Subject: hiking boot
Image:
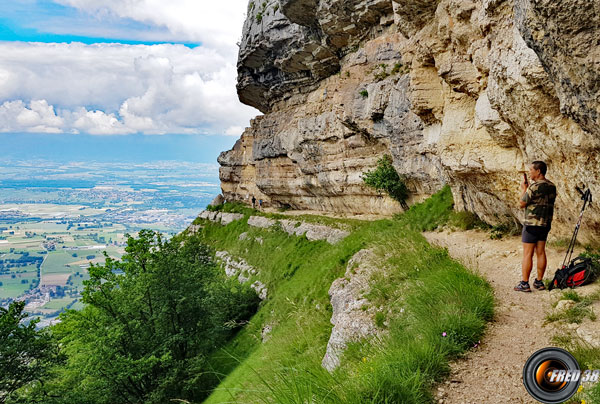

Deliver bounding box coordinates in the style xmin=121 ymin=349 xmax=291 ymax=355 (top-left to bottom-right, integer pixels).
xmin=533 ymin=279 xmax=546 ymax=290
xmin=514 ymin=281 xmax=532 ymax=292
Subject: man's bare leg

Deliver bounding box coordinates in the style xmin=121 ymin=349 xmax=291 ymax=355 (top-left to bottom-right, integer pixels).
xmin=535 ymin=241 xmax=547 ymax=281
xmin=522 ymin=242 xmax=536 ymax=282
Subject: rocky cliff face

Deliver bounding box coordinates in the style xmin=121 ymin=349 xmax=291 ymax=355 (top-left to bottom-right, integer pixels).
xmin=219 ymin=0 xmax=600 ymax=242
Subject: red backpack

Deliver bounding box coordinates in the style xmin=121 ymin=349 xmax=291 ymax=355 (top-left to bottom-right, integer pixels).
xmin=549 ymin=256 xmax=598 ymax=290
xmin=548 ymin=186 xmax=596 ymax=291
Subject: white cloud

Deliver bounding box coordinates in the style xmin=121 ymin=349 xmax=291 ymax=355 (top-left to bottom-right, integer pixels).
xmin=225 ymin=125 xmax=245 ymax=136
xmin=0 ymin=100 xmax=64 ymax=133
xmin=53 ymin=0 xmax=249 ymax=56
xmin=0 ymin=41 xmax=257 ymax=135
xmin=70 ymin=108 xmax=134 ymax=135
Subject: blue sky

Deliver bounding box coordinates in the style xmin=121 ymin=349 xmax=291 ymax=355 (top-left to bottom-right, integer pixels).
xmin=0 ymin=0 xmax=197 ymax=46
xmin=0 ymin=0 xmax=257 ymax=136
xmin=0 ymin=132 xmax=236 ymax=163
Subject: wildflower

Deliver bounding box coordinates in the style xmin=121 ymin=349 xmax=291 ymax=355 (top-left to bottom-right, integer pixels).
xmin=581 ymin=399 xmax=586 ymax=404
xmin=578 ymin=385 xmax=584 ymax=393
xmin=362 ymin=357 xmax=367 ymax=363
xmin=442 ymin=332 xmax=447 ymax=337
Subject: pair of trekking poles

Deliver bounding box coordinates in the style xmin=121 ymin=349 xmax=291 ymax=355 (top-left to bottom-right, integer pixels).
xmin=548 ymin=185 xmax=595 ymax=290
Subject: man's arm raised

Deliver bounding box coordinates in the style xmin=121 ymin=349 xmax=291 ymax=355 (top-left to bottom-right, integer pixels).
xmin=519 ymin=180 xmax=530 ymax=209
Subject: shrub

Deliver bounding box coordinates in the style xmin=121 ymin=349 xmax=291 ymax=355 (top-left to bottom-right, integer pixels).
xmin=30 ymin=230 xmax=261 ymax=404
xmin=373 ymin=63 xmax=389 ymax=81
xmin=359 ymin=89 xmax=368 ymax=98
xmin=0 ymin=301 xmax=64 ymax=401
xmin=362 ymin=155 xmax=408 ymax=208
xmin=255 ymin=1 xmax=267 ymax=22
xmin=391 ymin=62 xmax=410 ymax=75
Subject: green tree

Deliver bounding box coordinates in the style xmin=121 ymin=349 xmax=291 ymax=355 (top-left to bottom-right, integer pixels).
xmin=0 ymin=301 xmax=64 ymax=403
xmin=362 ymin=154 xmax=409 ymax=209
xmin=31 ymin=229 xmax=259 ymax=404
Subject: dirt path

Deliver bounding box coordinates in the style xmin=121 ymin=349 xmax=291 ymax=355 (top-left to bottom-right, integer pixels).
xmin=260 ymin=207 xmax=392 ymax=221
xmin=423 ymin=229 xmax=580 ymax=404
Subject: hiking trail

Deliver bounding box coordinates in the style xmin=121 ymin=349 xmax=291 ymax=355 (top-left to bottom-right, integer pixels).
xmin=424 ymin=229 xmax=585 ymax=404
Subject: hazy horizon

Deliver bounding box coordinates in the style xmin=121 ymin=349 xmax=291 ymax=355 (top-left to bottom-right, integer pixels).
xmin=0 ymin=132 xmax=238 ymax=164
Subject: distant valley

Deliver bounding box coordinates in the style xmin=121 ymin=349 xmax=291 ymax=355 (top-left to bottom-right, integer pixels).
xmin=0 ymin=158 xmax=221 ymax=326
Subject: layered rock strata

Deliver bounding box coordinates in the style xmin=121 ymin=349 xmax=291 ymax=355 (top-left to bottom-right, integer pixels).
xmin=198 ymin=211 xmax=245 ymax=225
xmin=197 ymin=210 xmax=350 ymax=244
xmin=220 ymin=0 xmax=600 ymax=242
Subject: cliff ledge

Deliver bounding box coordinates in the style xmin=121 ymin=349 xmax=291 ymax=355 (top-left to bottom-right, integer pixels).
xmin=219 ymin=0 xmax=600 ymax=242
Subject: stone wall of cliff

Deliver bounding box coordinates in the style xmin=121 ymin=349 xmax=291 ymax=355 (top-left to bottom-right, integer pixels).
xmin=219 ymin=0 xmax=600 ymax=242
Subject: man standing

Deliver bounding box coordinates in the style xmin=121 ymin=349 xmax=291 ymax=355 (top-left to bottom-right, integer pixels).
xmin=515 ymin=161 xmax=557 ymax=292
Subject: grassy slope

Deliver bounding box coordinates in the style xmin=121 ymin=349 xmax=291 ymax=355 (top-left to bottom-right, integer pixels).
xmin=199 ymin=186 xmax=494 ymax=404
xmin=196 ymin=215 xmax=374 ymax=402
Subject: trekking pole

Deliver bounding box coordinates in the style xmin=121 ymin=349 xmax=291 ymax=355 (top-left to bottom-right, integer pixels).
xmin=561 ymin=187 xmax=592 ymax=269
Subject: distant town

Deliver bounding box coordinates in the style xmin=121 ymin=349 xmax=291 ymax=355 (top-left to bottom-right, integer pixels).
xmin=0 ymin=158 xmax=220 ymax=327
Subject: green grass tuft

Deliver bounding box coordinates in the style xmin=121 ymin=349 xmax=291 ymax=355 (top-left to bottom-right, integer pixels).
xmin=395 ymin=185 xmax=454 ymax=231
xmin=546 ymin=290 xmax=599 ymax=324
xmin=374 ymin=311 xmax=386 ymax=328
xmin=561 ymin=290 xmax=583 ymax=303
xmin=205 ymin=201 xmax=254 ymax=215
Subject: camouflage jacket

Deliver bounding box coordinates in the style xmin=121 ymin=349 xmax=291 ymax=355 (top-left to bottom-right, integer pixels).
xmin=521 ymin=179 xmax=557 ymax=227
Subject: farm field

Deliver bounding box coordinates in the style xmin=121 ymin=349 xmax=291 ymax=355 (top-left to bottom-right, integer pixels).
xmin=0 ymin=157 xmax=220 ymax=326
xmin=0 ymin=269 xmax=38 ymax=298
xmin=1 ymin=218 xmax=156 ymax=323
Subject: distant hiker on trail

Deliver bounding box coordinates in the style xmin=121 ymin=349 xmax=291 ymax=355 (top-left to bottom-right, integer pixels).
xmin=251 ymin=195 xmax=256 ymax=209
xmin=259 ymin=199 xmax=263 ymax=210
xmin=515 ymin=161 xmax=557 ymax=292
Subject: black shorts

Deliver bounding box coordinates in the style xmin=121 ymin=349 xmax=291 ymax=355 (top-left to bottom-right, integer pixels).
xmin=522 ymin=225 xmax=551 ymax=243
